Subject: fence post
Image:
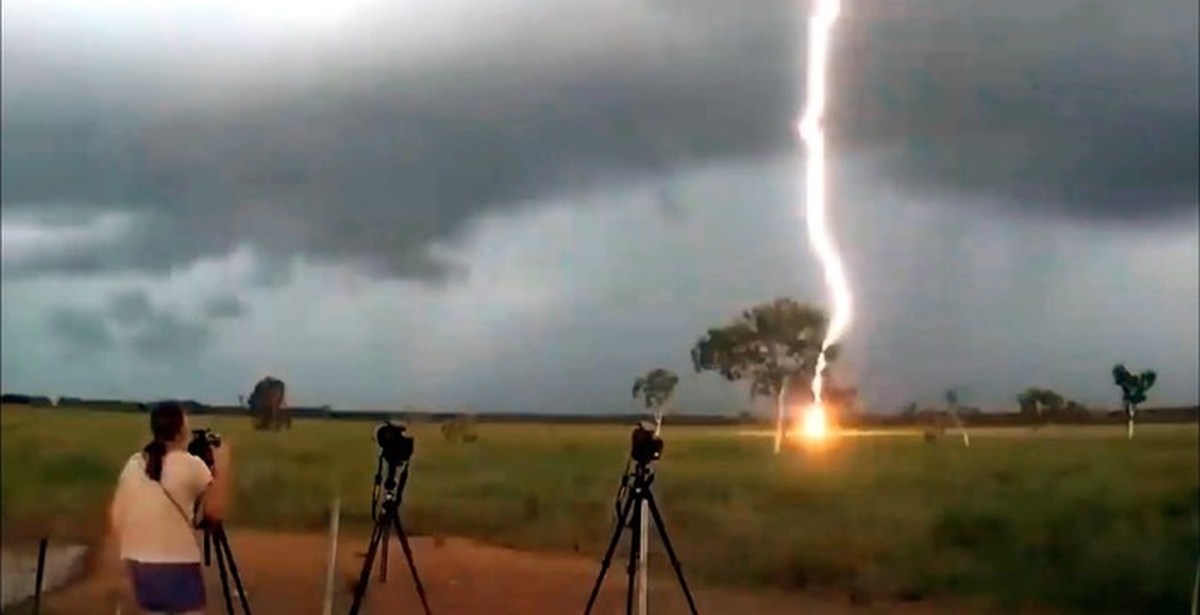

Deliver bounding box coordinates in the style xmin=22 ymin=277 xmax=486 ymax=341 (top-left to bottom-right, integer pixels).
xmin=323 ymin=498 xmax=342 ymax=615
xmin=32 ymin=537 xmax=48 ymax=615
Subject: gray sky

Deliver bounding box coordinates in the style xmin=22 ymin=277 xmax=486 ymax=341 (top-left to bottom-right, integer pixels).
xmin=2 ymin=0 xmax=1197 ymax=413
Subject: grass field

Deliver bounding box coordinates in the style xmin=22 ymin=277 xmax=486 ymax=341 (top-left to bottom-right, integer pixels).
xmin=2 ymin=405 xmax=1196 ymax=613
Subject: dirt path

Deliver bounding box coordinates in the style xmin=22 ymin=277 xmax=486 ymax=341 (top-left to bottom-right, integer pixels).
xmin=30 ymin=530 xmax=973 ymax=614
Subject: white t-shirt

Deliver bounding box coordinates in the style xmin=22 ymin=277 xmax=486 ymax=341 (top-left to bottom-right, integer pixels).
xmin=112 ymin=450 xmax=213 ymax=563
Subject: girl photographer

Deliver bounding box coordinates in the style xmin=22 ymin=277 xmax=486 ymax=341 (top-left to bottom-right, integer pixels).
xmin=109 ymin=401 xmax=233 ymax=614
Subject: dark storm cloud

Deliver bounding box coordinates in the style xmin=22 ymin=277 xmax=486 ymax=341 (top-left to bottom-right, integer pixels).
xmin=2 ymin=0 xmax=1195 ymax=279
xmin=203 ymin=294 xmax=247 ymax=320
xmin=109 ymin=289 xmax=155 ymax=326
xmin=47 ymin=308 xmax=115 ymax=353
xmin=45 ymin=290 xmax=217 ymax=360
xmin=128 ymin=313 xmax=213 ymax=360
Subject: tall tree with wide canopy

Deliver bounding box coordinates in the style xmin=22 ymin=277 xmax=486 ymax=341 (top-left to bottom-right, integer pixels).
xmin=1112 ymin=364 xmax=1157 ymax=440
xmin=690 ymin=298 xmax=838 ymax=453
xmin=248 ymin=376 xmax=288 ymax=431
xmin=632 ymin=367 xmax=680 ymax=431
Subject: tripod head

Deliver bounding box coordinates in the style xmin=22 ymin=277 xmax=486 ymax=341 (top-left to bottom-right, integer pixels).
xmin=382 ymin=457 xmax=410 ymax=499
xmin=372 ymin=453 xmax=411 ymax=515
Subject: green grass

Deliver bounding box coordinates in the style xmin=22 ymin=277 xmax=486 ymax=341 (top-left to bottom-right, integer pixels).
xmin=2 ymin=406 xmax=1196 ymax=613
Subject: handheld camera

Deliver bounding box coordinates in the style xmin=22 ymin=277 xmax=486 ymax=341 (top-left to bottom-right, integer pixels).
xmin=187 ymin=428 xmax=223 ymax=468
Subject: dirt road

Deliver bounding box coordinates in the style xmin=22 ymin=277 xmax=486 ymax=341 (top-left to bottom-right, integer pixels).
xmin=31 ymin=530 xmax=971 ymax=614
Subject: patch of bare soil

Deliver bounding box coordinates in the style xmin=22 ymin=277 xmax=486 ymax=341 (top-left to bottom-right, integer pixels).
xmin=31 ymin=530 xmax=979 ymax=614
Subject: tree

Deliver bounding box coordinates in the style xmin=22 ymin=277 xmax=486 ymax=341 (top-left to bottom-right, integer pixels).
xmin=944 ymin=389 xmax=971 ymax=447
xmin=1017 ymin=387 xmax=1065 ymax=430
xmin=690 ymin=298 xmax=838 ymax=453
xmin=631 ymin=368 xmax=680 ymax=431
xmin=1112 ymin=364 xmax=1157 ymax=440
xmin=248 ymin=376 xmax=288 ymax=431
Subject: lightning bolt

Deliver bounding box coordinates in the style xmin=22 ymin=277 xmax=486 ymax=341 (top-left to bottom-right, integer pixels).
xmin=796 ymin=0 xmax=852 ymax=444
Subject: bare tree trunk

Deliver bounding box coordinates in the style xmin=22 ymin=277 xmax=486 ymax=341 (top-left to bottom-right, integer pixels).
xmin=949 ymin=406 xmax=970 ymax=448
xmin=1126 ymin=402 xmax=1136 ymax=440
xmin=773 ymin=375 xmax=791 ymax=455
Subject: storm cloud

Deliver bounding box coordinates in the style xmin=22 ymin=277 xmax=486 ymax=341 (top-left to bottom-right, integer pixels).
xmin=3 ymin=0 xmax=1195 ymax=281
xmin=203 ymin=295 xmax=247 ymax=320
xmin=42 ymin=289 xmax=217 ymax=361
xmin=47 ymin=307 xmax=116 ymax=354
xmin=1 ymin=0 xmax=1196 ymax=411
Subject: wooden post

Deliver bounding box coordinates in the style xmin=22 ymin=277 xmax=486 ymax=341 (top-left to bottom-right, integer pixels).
xmin=323 ymin=498 xmax=342 ymax=615
xmin=33 ymin=537 xmax=48 ymax=615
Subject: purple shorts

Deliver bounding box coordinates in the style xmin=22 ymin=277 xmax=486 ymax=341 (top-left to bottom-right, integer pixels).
xmin=125 ymin=560 xmax=206 ymax=613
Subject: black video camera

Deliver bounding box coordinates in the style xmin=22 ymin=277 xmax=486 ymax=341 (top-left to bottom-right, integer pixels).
xmin=630 ymin=420 xmax=663 ymax=464
xmin=375 ymin=421 xmax=414 ymax=466
xmin=187 ymin=428 xmax=223 ymax=468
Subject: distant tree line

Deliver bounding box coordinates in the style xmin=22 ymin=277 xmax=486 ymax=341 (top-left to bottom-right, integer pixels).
xmin=1 ymin=391 xmax=1195 ymax=426
xmin=0 ymin=394 xmax=54 ymax=407
xmin=0 ymin=319 xmax=1187 ymax=438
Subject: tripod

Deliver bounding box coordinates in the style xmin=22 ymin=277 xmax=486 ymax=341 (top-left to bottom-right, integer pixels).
xmin=201 ymin=522 xmax=252 ymax=615
xmin=584 ymin=460 xmax=698 ymax=615
xmin=348 ymin=455 xmax=432 ymax=615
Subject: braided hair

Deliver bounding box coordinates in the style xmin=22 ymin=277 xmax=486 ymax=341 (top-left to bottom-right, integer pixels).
xmin=142 ymin=402 xmax=185 ymax=482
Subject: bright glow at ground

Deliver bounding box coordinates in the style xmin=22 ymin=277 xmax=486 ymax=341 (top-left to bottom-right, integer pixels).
xmin=801 ymin=404 xmax=829 ymax=440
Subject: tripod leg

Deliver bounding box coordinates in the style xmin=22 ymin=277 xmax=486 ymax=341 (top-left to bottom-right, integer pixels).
xmin=636 ymin=499 xmax=650 ymax=615
xmin=212 ymin=532 xmax=236 ymax=615
xmin=217 ymin=531 xmax=253 ymax=614
xmin=348 ymin=517 xmax=387 ymax=615
xmin=585 ymin=489 xmax=639 ymax=615
xmin=391 ymin=513 xmax=433 ymax=615
xmin=644 ymin=491 xmax=699 ymax=615
xmin=380 ymin=514 xmax=390 ymax=584
xmin=625 ymin=494 xmax=641 ymax=615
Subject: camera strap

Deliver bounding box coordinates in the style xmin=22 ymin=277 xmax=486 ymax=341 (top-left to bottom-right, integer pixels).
xmin=156 ymin=480 xmax=201 ymax=530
